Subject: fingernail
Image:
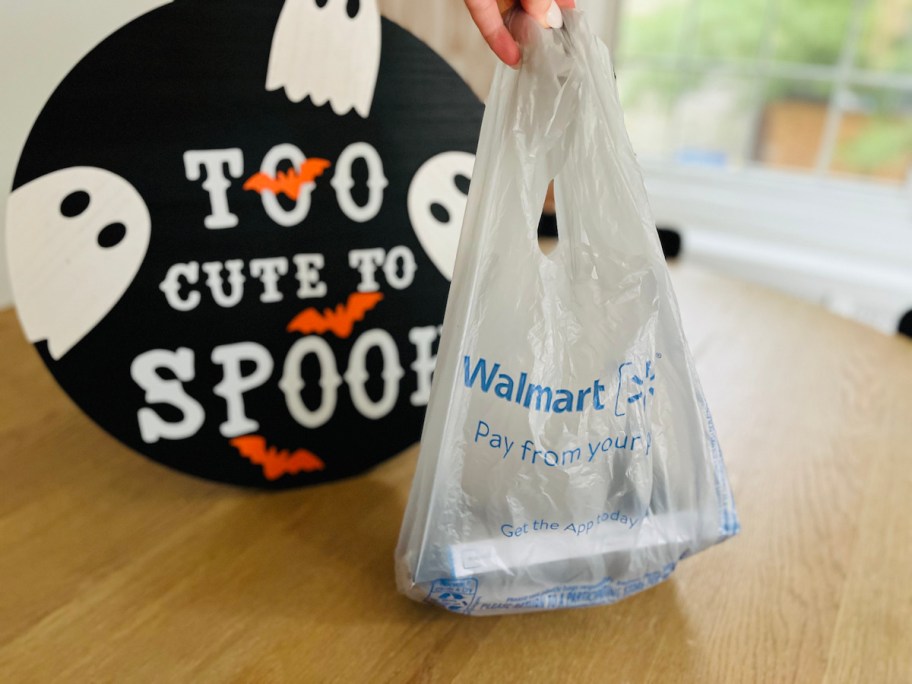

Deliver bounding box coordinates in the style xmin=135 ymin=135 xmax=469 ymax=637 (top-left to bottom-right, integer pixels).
xmin=546 ymin=1 xmax=563 ymax=29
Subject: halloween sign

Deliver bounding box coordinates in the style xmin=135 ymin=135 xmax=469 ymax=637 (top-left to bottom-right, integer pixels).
xmin=7 ymin=0 xmax=483 ymax=488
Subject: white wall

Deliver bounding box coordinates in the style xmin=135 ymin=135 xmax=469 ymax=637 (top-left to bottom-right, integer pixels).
xmin=0 ymin=0 xmax=170 ymax=310
xmin=0 ymin=0 xmax=617 ymax=311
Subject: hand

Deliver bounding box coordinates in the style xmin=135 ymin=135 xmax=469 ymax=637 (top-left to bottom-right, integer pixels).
xmin=465 ymin=0 xmax=576 ymax=67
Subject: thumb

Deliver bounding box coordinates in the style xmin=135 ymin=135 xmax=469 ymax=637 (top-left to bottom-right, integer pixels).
xmin=520 ymin=0 xmax=563 ymax=27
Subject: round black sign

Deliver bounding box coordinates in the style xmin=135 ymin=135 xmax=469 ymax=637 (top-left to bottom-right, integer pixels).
xmin=8 ymin=0 xmax=482 ymax=488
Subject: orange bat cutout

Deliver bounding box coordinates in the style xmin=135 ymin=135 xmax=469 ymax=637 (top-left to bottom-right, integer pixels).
xmin=243 ymin=158 xmax=332 ymax=201
xmin=230 ymin=435 xmax=326 ymax=481
xmin=287 ymin=292 xmax=384 ymax=339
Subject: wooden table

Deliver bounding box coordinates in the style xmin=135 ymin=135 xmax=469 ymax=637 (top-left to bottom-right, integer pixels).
xmin=1 ymin=265 xmax=910 ymax=683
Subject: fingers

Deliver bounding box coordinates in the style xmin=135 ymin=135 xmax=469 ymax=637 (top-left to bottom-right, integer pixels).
xmin=499 ymin=0 xmax=575 ymax=14
xmin=465 ymin=0 xmax=521 ymax=67
xmin=520 ymin=0 xmax=552 ymax=23
xmin=521 ymin=0 xmax=573 ymax=27
xmin=465 ymin=0 xmax=576 ymax=67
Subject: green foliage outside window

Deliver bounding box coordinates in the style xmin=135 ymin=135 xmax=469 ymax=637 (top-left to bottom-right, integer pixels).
xmin=618 ymin=0 xmax=912 ymax=175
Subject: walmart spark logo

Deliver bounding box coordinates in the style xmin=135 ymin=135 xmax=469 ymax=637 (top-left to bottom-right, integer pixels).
xmin=628 ymin=360 xmax=656 ymax=406
xmin=614 ymin=357 xmax=659 ymax=417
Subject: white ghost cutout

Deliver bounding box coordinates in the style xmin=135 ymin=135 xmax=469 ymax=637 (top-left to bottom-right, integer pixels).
xmin=6 ymin=167 xmax=151 ymax=360
xmin=408 ymin=152 xmax=475 ymax=281
xmin=266 ymin=0 xmax=382 ymax=118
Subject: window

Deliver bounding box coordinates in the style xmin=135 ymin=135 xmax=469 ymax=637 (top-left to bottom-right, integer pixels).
xmin=615 ymin=0 xmax=912 ymax=183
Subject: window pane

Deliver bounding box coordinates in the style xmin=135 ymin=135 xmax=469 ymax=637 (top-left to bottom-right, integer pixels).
xmin=772 ymin=0 xmax=854 ymax=65
xmin=831 ymin=87 xmax=912 ymax=180
xmin=692 ymin=0 xmax=768 ymax=60
xmin=667 ymin=75 xmax=759 ymax=167
xmin=617 ymin=69 xmax=685 ymax=158
xmin=614 ymin=0 xmax=912 ymax=184
xmin=856 ymin=0 xmax=912 ymax=73
xmin=616 ymin=0 xmax=689 ymax=59
xmin=754 ymin=79 xmax=833 ymax=171
xmin=619 ymin=71 xmax=760 ymax=167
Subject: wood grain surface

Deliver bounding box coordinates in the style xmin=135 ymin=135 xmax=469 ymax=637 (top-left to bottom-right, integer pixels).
xmin=1 ymin=265 xmax=911 ymax=683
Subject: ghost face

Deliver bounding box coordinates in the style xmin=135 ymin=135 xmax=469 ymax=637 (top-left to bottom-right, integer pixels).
xmin=267 ymin=0 xmax=382 ymax=118
xmin=6 ymin=167 xmax=151 ymax=360
xmin=408 ymin=152 xmax=475 ymax=281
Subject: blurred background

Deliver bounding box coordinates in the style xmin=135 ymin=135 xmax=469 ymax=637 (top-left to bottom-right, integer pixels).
xmin=615 ymin=0 xmax=912 ymax=336
xmin=618 ymin=0 xmax=912 ymax=180
xmin=1 ymin=0 xmax=910 ymax=333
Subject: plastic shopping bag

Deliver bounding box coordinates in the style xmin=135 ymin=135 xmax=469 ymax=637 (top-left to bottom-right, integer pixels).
xmin=395 ymin=10 xmax=739 ymax=616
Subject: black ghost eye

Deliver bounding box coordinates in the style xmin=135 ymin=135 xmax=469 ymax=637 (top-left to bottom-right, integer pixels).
xmin=454 ymin=174 xmax=471 ymax=195
xmin=430 ymin=203 xmax=450 ymax=224
xmin=98 ymin=222 xmax=127 ymax=249
xmin=347 ymin=0 xmax=360 ymax=18
xmin=315 ymin=0 xmax=328 ymax=7
xmin=61 ymin=190 xmax=91 ymax=218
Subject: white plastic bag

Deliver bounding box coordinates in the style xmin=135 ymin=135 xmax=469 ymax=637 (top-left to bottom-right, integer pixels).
xmin=395 ymin=10 xmax=739 ymax=616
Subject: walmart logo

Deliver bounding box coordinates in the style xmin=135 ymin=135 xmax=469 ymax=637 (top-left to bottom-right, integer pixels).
xmin=614 ymin=357 xmax=659 ymax=417
xmin=628 ymin=359 xmax=656 ymax=406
